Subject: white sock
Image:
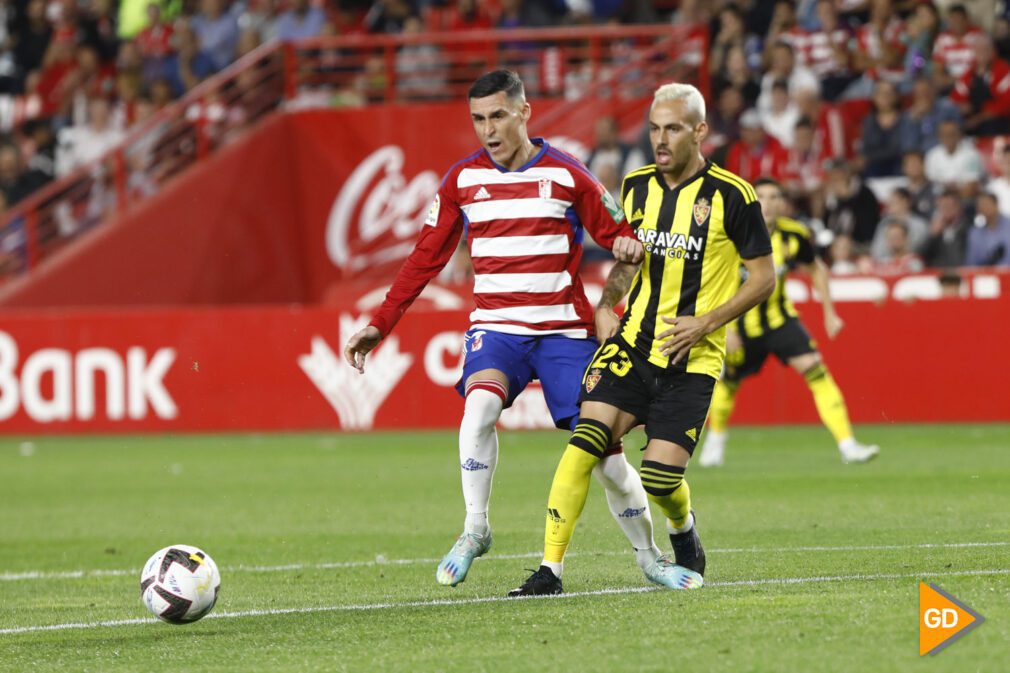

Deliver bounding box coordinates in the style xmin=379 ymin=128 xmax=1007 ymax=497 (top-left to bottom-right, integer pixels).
xmin=542 ymin=560 xmax=563 ymax=578
xmin=666 ymin=511 xmax=695 ymax=536
xmin=595 ymin=452 xmax=661 ymax=570
xmin=458 ymin=388 xmax=503 ymax=537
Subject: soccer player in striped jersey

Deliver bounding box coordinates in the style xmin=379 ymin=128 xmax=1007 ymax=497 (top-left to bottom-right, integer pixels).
xmin=510 ymin=83 xmax=777 ymax=596
xmin=344 ymin=70 xmax=664 ymax=588
xmin=696 ymin=178 xmax=880 ymax=467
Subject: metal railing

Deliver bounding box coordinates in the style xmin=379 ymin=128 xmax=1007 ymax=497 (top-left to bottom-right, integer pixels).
xmin=0 ymin=24 xmax=708 ymax=281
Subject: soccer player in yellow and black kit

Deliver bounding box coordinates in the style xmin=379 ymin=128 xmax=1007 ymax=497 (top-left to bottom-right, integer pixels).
xmin=696 ymin=178 xmax=880 ymax=467
xmin=508 ymin=83 xmax=776 ymax=595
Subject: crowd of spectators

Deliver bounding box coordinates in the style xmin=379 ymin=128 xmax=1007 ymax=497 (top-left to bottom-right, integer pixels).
xmin=683 ymin=0 xmax=1010 ymax=271
xmin=0 ymin=0 xmax=1008 ymax=273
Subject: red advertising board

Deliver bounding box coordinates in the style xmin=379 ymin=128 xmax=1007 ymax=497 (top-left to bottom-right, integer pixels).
xmin=0 ymin=286 xmax=1007 ymax=434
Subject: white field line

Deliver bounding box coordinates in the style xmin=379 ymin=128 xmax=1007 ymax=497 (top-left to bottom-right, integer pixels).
xmin=2 ymin=567 xmax=1008 ymax=636
xmin=2 ymin=541 xmax=1007 ymax=583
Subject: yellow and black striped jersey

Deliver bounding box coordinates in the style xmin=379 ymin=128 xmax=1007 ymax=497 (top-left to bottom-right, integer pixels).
xmin=618 ymin=161 xmax=772 ymax=378
xmin=738 ymin=217 xmax=816 ymax=338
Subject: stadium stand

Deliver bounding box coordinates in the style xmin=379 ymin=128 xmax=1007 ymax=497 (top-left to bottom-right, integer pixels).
xmin=1 ymin=0 xmax=1010 ymax=283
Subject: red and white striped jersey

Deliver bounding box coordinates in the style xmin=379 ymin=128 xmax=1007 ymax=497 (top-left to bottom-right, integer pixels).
xmin=933 ymin=28 xmax=983 ymax=79
xmin=368 ymin=138 xmax=636 ymax=339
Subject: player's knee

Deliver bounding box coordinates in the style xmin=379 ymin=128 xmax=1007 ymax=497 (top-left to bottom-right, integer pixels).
xmin=639 ymin=459 xmax=684 ymax=498
xmin=569 ymin=418 xmax=613 ymax=458
xmin=462 ymin=383 xmax=506 ymax=434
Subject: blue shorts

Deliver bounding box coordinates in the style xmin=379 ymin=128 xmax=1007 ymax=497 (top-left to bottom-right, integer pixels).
xmin=454 ymin=329 xmax=598 ymax=431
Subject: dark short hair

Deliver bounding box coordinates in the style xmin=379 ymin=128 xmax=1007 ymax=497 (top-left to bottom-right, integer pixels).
xmin=948 ymin=3 xmax=968 ymax=17
xmin=754 ymin=177 xmax=782 ymax=191
xmin=771 ymin=78 xmax=789 ymax=92
xmin=468 ymin=70 xmax=525 ymax=101
xmin=892 ymin=186 xmax=912 ymax=201
xmin=794 ymin=116 xmax=814 ymax=130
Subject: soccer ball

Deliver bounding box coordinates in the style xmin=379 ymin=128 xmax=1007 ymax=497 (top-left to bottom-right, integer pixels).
xmin=140 ymin=544 xmax=221 ymax=624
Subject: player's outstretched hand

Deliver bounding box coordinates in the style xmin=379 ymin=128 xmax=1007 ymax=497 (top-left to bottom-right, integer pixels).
xmin=594 ymin=307 xmax=621 ymax=343
xmin=612 ymin=236 xmax=644 ymax=264
xmin=824 ymin=311 xmax=844 ymax=339
xmin=344 ymin=325 xmax=383 ymax=373
xmin=657 ymin=315 xmax=711 ymax=364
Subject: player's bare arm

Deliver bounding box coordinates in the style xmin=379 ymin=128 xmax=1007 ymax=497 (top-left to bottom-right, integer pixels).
xmin=344 ymin=325 xmax=382 ymax=374
xmin=595 ymin=261 xmax=639 ymax=342
xmin=659 ymin=253 xmax=776 ymax=362
xmin=803 ymin=257 xmax=844 ymax=339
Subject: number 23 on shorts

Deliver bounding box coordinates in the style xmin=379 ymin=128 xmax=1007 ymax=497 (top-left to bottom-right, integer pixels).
xmin=587 ymin=343 xmax=632 ymax=378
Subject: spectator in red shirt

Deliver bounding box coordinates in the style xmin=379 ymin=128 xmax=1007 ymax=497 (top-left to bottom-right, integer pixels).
xmin=794 ymin=85 xmax=852 ymax=160
xmin=802 ymin=0 xmax=854 ymax=101
xmin=137 ymin=3 xmax=174 ymax=84
xmin=932 ymin=3 xmax=983 ymax=90
xmin=950 ymin=34 xmax=1010 ymax=137
xmin=849 ymin=0 xmax=906 ymax=97
xmin=725 ymin=108 xmax=789 ymax=182
xmin=781 ymin=116 xmax=827 ymax=217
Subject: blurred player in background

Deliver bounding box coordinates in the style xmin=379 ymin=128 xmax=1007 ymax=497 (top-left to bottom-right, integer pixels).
xmin=509 ymin=82 xmax=776 ymax=596
xmin=344 ymin=70 xmax=664 ymax=588
xmin=697 ymin=178 xmax=880 ymax=467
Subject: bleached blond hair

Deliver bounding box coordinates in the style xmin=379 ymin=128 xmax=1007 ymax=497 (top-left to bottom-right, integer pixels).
xmin=651 ymin=83 xmax=706 ymax=124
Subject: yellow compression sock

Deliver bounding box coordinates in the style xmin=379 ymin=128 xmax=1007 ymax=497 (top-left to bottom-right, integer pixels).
xmin=805 ymin=363 xmax=853 ymax=443
xmin=707 ymin=380 xmax=739 ymax=434
xmin=640 ymin=460 xmax=691 ymax=528
xmin=543 ymin=419 xmax=610 ymax=564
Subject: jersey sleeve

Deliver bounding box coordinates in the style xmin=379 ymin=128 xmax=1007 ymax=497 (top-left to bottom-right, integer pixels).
xmin=574 ymin=169 xmax=636 ymax=250
xmin=367 ymin=181 xmax=464 ymax=337
xmin=724 ymin=191 xmax=772 ymax=259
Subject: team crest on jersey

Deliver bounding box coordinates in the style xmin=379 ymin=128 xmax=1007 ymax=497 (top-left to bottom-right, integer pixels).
xmin=539 ymin=178 xmax=552 ymax=200
xmin=693 ymin=197 xmax=711 ymax=227
xmin=585 ymin=368 xmax=602 ymax=393
xmin=424 ymin=194 xmax=441 ymax=226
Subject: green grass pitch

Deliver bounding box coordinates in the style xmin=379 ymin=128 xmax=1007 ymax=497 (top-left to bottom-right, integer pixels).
xmin=1 ymin=424 xmax=1008 ymax=672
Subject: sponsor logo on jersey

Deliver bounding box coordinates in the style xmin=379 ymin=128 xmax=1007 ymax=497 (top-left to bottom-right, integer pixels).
xmin=601 ymin=188 xmax=625 ymax=224
xmin=474 ymin=186 xmax=491 ymax=200
xmin=636 ymin=228 xmax=705 ymax=260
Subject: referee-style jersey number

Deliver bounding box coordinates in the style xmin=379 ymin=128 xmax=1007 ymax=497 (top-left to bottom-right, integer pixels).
xmin=590 ymin=343 xmax=632 ymax=377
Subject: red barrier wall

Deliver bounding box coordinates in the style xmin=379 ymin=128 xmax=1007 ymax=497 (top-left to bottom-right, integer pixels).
xmin=0 ymin=293 xmax=1006 ymax=434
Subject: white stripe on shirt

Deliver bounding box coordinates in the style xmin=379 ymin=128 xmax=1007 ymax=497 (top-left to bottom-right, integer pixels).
xmin=470 ymin=234 xmax=570 ymax=258
xmin=457 ymin=167 xmax=575 ymax=188
xmin=470 ymin=304 xmax=579 ymax=324
xmin=473 ymin=272 xmax=572 ymax=294
xmin=462 ymin=197 xmax=572 ymax=223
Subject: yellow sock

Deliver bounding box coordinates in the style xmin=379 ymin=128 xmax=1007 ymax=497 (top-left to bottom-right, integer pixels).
xmin=640 ymin=460 xmax=691 ymax=528
xmin=805 ymin=363 xmax=853 ymax=443
xmin=708 ymin=380 xmax=738 ymax=433
xmin=543 ymin=420 xmax=610 ymax=563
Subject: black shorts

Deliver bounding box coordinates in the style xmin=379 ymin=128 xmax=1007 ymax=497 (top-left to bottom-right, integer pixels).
xmin=579 ymin=337 xmax=715 ymax=453
xmin=726 ymin=318 xmax=817 ymax=382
